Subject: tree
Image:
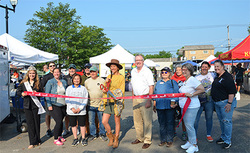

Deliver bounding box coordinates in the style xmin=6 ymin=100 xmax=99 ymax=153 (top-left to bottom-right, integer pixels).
xmin=145 ymin=51 xmax=172 ymax=59
xmin=248 ymin=24 xmax=250 ymax=34
xmin=24 ymin=2 xmax=112 ymax=69
xmin=215 ymin=51 xmax=223 ymax=57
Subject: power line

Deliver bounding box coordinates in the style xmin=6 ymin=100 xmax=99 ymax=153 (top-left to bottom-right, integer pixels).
xmin=104 ymin=24 xmax=249 ymax=32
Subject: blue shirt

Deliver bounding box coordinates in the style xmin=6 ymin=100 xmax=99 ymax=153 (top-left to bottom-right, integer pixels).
xmin=154 ymin=79 xmax=179 ymax=109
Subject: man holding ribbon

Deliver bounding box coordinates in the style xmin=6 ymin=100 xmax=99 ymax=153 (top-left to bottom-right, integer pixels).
xmin=131 ymin=54 xmax=154 ymax=149
xmin=17 ymin=65 xmax=45 ymax=149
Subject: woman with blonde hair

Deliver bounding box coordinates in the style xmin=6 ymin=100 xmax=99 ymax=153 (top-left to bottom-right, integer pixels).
xmin=17 ymin=65 xmax=45 ymax=149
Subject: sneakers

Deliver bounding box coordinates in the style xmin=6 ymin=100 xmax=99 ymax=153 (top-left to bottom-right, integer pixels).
xmin=222 ymin=143 xmax=231 ymax=149
xmin=216 ymin=138 xmax=225 ymax=144
xmin=54 ymin=140 xmax=63 ymax=146
xmin=181 ymin=141 xmax=192 ymax=149
xmin=58 ymin=137 xmax=66 ymax=142
xmin=82 ymin=138 xmax=88 ymax=146
xmin=46 ymin=129 xmax=53 ymax=137
xmin=99 ymin=134 xmax=108 ymax=141
xmin=62 ymin=130 xmax=70 ymax=136
xmin=186 ymin=145 xmax=199 ymax=153
xmin=71 ymin=138 xmax=79 ymax=147
xmin=206 ymin=136 xmax=213 ymax=142
xmin=88 ymin=135 xmax=97 ymax=142
xmin=182 ymin=133 xmax=187 ymax=141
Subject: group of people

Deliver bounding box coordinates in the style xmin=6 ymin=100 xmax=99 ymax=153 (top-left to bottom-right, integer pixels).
xmin=16 ymin=54 xmax=237 ymax=153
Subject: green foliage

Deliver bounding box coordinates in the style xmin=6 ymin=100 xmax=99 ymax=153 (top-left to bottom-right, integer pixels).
xmin=215 ymin=51 xmax=223 ymax=57
xmin=24 ymin=2 xmax=112 ymax=69
xmin=145 ymin=51 xmax=172 ymax=59
xmin=248 ymin=24 xmax=250 ymax=35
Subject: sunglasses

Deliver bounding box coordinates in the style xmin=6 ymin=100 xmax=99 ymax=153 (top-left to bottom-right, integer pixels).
xmin=49 ymin=65 xmax=55 ymax=67
xmin=161 ymin=72 xmax=168 ymax=74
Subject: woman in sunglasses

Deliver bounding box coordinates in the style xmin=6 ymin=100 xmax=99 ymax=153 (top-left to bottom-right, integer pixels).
xmin=153 ymin=67 xmax=179 ymax=147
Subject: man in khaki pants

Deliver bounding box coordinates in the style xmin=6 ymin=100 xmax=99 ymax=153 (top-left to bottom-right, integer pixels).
xmin=131 ymin=54 xmax=154 ymax=149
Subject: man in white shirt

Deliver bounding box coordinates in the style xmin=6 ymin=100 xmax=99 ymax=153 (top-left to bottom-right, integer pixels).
xmin=131 ymin=55 xmax=154 ymax=149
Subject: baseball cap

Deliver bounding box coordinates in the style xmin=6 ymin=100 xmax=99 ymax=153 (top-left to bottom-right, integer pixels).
xmin=89 ymin=66 xmax=98 ymax=72
xmin=68 ymin=64 xmax=76 ymax=69
xmin=84 ymin=63 xmax=92 ymax=68
xmin=161 ymin=67 xmax=171 ymax=72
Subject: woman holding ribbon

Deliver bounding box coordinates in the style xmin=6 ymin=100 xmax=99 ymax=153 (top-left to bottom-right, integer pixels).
xmin=45 ymin=68 xmax=67 ymax=145
xmin=102 ymin=59 xmax=125 ymax=149
xmin=179 ymin=63 xmax=204 ymax=153
xmin=153 ymin=67 xmax=179 ymax=147
xmin=17 ymin=65 xmax=45 ymax=149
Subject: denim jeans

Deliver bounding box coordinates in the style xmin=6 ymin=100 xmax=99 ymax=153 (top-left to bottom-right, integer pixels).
xmin=156 ymin=109 xmax=175 ymax=142
xmin=194 ymin=97 xmax=214 ymax=136
xmin=214 ymin=98 xmax=237 ymax=144
xmin=182 ymin=107 xmax=199 ymax=145
xmin=88 ymin=106 xmax=106 ymax=136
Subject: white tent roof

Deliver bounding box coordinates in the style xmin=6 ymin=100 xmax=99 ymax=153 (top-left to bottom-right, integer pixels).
xmin=90 ymin=44 xmax=135 ymax=64
xmin=198 ymin=55 xmax=216 ymax=66
xmin=144 ymin=59 xmax=160 ymax=67
xmin=0 ymin=33 xmax=58 ymax=64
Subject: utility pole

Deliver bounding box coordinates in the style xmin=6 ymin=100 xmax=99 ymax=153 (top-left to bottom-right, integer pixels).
xmin=227 ymin=25 xmax=230 ymax=51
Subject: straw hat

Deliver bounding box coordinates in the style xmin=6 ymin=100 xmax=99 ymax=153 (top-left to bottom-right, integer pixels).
xmin=106 ymin=59 xmax=123 ymax=70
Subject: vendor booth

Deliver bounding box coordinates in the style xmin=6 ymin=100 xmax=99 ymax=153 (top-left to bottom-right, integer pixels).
xmin=0 ymin=33 xmax=58 ymax=124
xmin=219 ymin=35 xmax=250 ymax=93
xmin=90 ymin=44 xmax=135 ymax=77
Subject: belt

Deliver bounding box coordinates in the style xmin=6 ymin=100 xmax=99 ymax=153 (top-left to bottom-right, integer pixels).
xmin=133 ymin=93 xmax=149 ymax=96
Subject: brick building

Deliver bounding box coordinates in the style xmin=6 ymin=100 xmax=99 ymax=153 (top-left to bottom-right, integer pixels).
xmin=179 ymin=45 xmax=215 ymax=60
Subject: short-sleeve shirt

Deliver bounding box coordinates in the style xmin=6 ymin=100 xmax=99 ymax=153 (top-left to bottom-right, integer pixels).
xmin=154 ymin=79 xmax=179 ymax=109
xmin=234 ymin=67 xmax=246 ymax=80
xmin=85 ymin=77 xmax=105 ymax=107
xmin=211 ymin=71 xmax=237 ymax=102
xmin=179 ymin=76 xmax=201 ymax=108
xmin=195 ymin=72 xmax=216 ymax=103
xmin=131 ymin=65 xmax=154 ymax=96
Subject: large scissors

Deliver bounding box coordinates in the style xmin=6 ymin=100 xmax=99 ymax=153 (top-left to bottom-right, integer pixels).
xmin=100 ymin=79 xmax=117 ymax=104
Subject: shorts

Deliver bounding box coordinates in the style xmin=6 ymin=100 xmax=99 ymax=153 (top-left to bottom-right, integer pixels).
xmin=236 ymin=79 xmax=243 ymax=86
xmin=68 ymin=115 xmax=86 ymax=127
xmin=103 ymin=103 xmax=115 ymax=114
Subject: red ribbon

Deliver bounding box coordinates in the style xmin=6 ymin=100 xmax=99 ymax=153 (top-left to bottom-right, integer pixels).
xmin=24 ymin=91 xmax=186 ymax=100
xmin=24 ymin=91 xmax=191 ymax=127
xmin=177 ymin=97 xmax=191 ymax=127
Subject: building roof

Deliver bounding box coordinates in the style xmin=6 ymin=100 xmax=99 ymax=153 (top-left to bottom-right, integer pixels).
xmin=149 ymin=58 xmax=178 ymax=62
xmin=180 ymin=45 xmax=215 ymax=51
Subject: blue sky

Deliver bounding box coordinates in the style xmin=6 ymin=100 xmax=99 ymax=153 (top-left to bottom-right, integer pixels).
xmin=0 ymin=0 xmax=249 ymax=57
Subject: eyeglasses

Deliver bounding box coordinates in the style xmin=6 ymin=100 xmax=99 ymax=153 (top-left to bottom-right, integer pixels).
xmin=161 ymin=72 xmax=168 ymax=74
xmin=49 ymin=65 xmax=55 ymax=67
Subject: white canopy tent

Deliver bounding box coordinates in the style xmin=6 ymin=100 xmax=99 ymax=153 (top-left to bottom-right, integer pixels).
xmin=0 ymin=33 xmax=58 ymax=64
xmin=90 ymin=44 xmax=135 ymax=64
xmin=90 ymin=44 xmax=135 ymax=77
xmin=144 ymin=59 xmax=160 ymax=67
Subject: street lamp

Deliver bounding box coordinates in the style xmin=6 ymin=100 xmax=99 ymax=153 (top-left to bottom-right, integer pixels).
xmin=0 ymin=0 xmax=18 ymax=33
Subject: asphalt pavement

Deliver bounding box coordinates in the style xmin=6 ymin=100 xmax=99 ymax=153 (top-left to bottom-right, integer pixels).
xmin=0 ymin=91 xmax=249 ymax=153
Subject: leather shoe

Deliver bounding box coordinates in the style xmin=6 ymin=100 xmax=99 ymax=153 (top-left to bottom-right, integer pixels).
xmin=158 ymin=142 xmax=167 ymax=146
xmin=142 ymin=143 xmax=151 ymax=149
xmin=131 ymin=139 xmax=143 ymax=144
xmin=166 ymin=142 xmax=173 ymax=147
